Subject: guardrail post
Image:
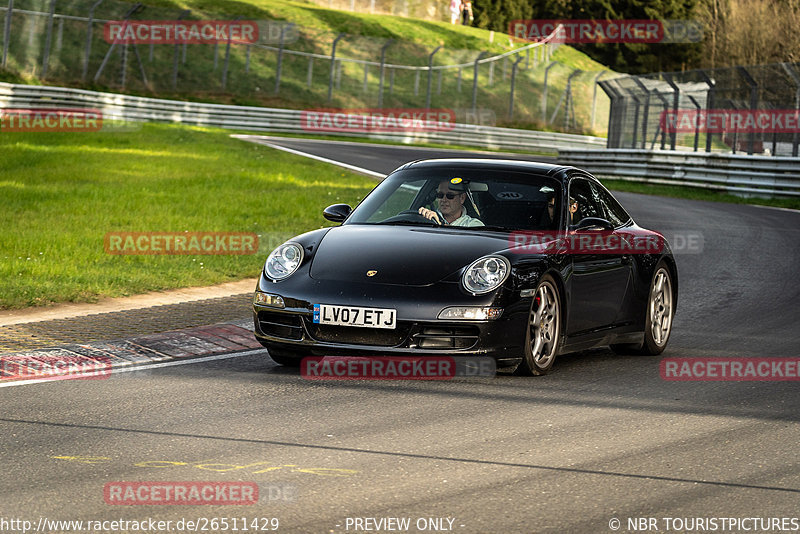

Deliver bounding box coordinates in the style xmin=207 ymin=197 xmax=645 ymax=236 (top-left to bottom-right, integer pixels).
xmin=171 ymin=9 xmax=189 ymax=89
xmin=737 ymin=66 xmax=758 ymax=155
xmin=507 ymin=54 xmax=525 ymax=120
xmin=425 ymin=45 xmax=442 ymax=109
xmin=471 ymin=51 xmax=488 ymax=114
xmin=82 ymin=0 xmax=104 ymax=82
xmin=327 ymin=33 xmax=344 ymax=103
xmin=541 ymin=61 xmax=557 ymax=124
xmin=40 ymin=0 xmax=56 ymax=79
xmin=2 ymin=0 xmax=13 ymax=69
xmin=377 ymin=39 xmax=393 ymax=108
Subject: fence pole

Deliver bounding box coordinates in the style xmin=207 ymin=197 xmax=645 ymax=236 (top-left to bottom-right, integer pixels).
xmin=40 ymin=0 xmax=56 ymax=79
xmin=273 ymin=22 xmax=292 ymax=94
xmin=82 ymin=0 xmax=104 ymax=81
xmin=541 ymin=61 xmax=557 ymax=123
xmin=425 ymin=45 xmax=443 ymax=109
xmin=327 ymin=33 xmax=345 ymax=103
xmin=737 ymin=66 xmax=758 ymax=155
xmin=507 ymin=55 xmax=524 ymax=120
xmin=94 ymin=3 xmax=140 ymax=82
xmin=1 ymin=0 xmax=13 ymax=69
xmin=121 ymin=40 xmax=128 ymax=86
xmin=171 ymin=9 xmax=189 ymax=89
xmin=377 ymin=39 xmax=393 ymax=108
xmin=306 ymin=57 xmax=313 ymax=88
xmin=781 ymin=63 xmax=800 ymax=157
xmin=471 ymin=51 xmax=488 ymax=114
xmin=223 ymin=17 xmax=241 ymax=91
xmin=686 ymin=94 xmax=702 ymax=152
xmin=590 ymin=70 xmax=607 ymax=130
xmin=632 ymin=77 xmax=651 ymax=149
xmin=663 ymin=73 xmax=679 ymax=151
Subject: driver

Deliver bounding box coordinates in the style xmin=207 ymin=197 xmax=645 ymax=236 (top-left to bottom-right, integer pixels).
xmin=418 ymin=180 xmax=483 ymax=227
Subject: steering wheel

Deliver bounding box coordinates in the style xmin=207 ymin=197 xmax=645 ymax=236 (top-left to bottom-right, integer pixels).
xmin=381 ymin=209 xmax=442 ymax=225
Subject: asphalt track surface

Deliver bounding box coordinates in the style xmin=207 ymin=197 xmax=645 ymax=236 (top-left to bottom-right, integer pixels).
xmin=1 ymin=137 xmax=799 ymax=534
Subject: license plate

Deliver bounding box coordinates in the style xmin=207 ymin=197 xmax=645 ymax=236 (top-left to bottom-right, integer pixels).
xmin=313 ymin=304 xmax=396 ymax=329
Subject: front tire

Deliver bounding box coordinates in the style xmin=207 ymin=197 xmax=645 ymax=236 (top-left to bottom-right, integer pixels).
xmin=265 ymin=345 xmax=305 ymax=367
xmin=516 ymin=276 xmax=561 ymax=376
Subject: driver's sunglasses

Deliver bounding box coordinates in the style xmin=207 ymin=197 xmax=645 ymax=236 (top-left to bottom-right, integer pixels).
xmin=436 ymin=192 xmax=458 ymax=199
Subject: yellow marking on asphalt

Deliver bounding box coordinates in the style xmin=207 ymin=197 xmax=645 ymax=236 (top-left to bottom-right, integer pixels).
xmin=51 ymin=456 xmax=111 ymax=464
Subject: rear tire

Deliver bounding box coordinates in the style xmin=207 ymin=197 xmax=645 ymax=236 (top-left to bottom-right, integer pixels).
xmin=612 ymin=262 xmax=674 ymax=356
xmin=516 ymin=276 xmax=561 ymax=376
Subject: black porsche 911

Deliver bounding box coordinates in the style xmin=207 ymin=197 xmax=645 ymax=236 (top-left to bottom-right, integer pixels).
xmin=253 ymin=159 xmax=677 ymax=375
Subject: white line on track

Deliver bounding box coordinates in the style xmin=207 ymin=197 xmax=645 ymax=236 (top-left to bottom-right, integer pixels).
xmin=0 ymin=349 xmax=266 ymax=389
xmin=231 ymin=135 xmax=386 ymax=179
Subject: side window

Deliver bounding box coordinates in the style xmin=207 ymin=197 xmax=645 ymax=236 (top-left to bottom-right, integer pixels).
xmin=568 ymin=178 xmax=603 ymax=225
xmin=594 ymin=184 xmax=631 ymax=227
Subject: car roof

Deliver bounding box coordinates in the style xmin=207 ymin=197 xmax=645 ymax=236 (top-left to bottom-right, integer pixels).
xmin=397 ymin=158 xmax=579 ymax=178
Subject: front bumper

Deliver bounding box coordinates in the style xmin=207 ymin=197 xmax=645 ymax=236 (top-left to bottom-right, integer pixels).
xmin=252 ymin=275 xmax=529 ymax=364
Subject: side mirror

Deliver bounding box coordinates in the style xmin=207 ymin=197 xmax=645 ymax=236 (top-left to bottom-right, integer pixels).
xmin=575 ymin=217 xmax=614 ymax=232
xmin=323 ymin=203 xmax=352 ymax=223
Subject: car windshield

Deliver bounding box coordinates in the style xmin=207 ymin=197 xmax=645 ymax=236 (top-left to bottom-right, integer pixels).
xmin=346 ymin=167 xmax=563 ymax=231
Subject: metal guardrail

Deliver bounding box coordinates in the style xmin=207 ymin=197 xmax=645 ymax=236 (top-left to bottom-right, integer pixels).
xmin=0 ymin=82 xmax=607 ymax=152
xmin=559 ymin=148 xmax=800 ymax=198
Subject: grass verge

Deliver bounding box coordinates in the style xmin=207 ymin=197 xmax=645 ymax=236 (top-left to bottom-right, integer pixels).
xmin=0 ymin=122 xmax=376 ymax=310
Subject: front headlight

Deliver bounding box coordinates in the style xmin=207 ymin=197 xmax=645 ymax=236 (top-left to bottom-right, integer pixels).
xmin=264 ymin=242 xmax=304 ymax=281
xmin=462 ymin=255 xmax=511 ymax=295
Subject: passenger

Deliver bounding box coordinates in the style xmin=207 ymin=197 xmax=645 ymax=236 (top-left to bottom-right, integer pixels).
xmin=418 ymin=180 xmax=483 ymax=226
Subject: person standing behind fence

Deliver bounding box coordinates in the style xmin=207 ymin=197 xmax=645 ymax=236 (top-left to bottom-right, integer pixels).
xmin=461 ymin=0 xmax=474 ymax=26
xmin=449 ymin=0 xmax=462 ymax=24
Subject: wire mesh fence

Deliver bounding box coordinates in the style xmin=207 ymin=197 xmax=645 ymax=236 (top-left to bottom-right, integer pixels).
xmin=0 ymin=0 xmax=610 ymax=134
xmin=600 ymin=63 xmax=800 ymax=156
